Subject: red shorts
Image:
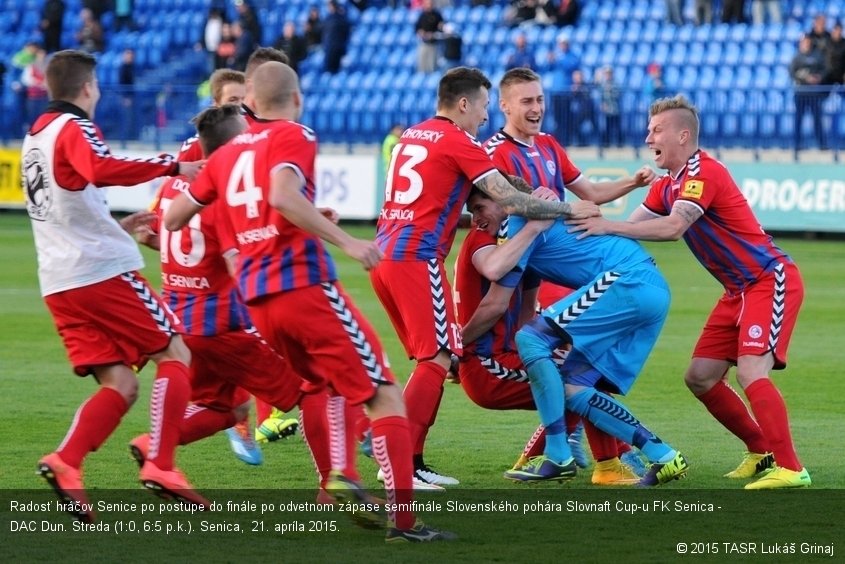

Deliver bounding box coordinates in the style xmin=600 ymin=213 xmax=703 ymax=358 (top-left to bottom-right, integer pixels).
xmin=693 ymin=262 xmax=804 ymax=368
xmin=459 ymin=351 xmax=535 ymax=410
xmin=537 ymin=282 xmax=574 ymax=309
xmin=247 ymin=282 xmax=395 ymax=406
xmin=370 ymin=259 xmax=462 ymax=360
xmin=184 ymin=328 xmax=302 ymax=413
xmin=45 ymin=272 xmax=179 ymax=376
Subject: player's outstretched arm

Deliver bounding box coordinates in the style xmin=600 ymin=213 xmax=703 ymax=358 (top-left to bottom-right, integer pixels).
xmin=461 ymin=282 xmax=518 ymax=345
xmin=476 ymin=171 xmax=600 ymax=219
xmin=270 ymin=168 xmax=382 ymax=270
xmin=163 ymin=192 xmax=203 ymax=231
xmin=568 ymin=202 xmax=702 ymax=241
xmin=119 ymin=210 xmax=160 ymax=249
xmin=568 ymin=165 xmax=658 ymax=205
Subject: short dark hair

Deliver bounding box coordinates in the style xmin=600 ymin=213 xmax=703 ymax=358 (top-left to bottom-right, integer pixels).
xmin=245 ymin=47 xmax=289 ymax=77
xmin=193 ymin=104 xmax=245 ymax=156
xmin=437 ymin=67 xmax=491 ymax=109
xmin=46 ymin=50 xmax=96 ymax=101
xmin=499 ymin=67 xmax=541 ymax=93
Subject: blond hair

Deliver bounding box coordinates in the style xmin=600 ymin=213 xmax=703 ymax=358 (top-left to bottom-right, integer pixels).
xmin=649 ymin=94 xmax=700 ymax=142
xmin=209 ymin=69 xmax=245 ymax=105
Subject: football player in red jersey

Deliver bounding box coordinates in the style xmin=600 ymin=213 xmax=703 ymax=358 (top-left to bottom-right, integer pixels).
xmin=166 ymin=62 xmax=456 ymax=542
xmin=25 ymin=50 xmax=206 ymax=522
xmin=569 ymin=94 xmax=810 ymax=489
xmin=121 ymin=116 xmax=309 ymax=469
xmin=176 ymin=49 xmax=301 ymax=451
xmin=369 ymin=66 xmax=600 ymax=487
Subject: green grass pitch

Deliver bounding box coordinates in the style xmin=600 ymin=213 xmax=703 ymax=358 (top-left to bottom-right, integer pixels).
xmin=1 ymin=211 xmax=842 ymax=562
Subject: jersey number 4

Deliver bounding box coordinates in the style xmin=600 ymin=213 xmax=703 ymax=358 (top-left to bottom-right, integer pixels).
xmin=384 ymin=143 xmax=427 ymax=205
xmin=226 ymin=150 xmax=263 ymax=218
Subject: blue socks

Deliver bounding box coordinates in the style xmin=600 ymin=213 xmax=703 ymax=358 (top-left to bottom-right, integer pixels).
xmin=515 ymin=322 xmax=572 ymax=464
xmin=567 ymin=388 xmax=674 ymax=463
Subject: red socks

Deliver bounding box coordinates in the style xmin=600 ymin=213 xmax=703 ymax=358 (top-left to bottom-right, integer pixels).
xmin=697 ymin=380 xmax=770 ymax=454
xmin=522 ymin=425 xmax=546 ymax=459
xmin=371 ymin=415 xmax=415 ymax=530
xmin=583 ymin=419 xmax=619 ymax=462
xmin=254 ymin=397 xmax=273 ymax=425
xmin=179 ymin=404 xmax=235 ymax=445
xmin=745 ymin=378 xmax=802 ymax=471
xmin=147 ymin=360 xmax=191 ymax=471
xmin=299 ymin=390 xmax=332 ymax=488
xmin=57 ymin=387 xmax=129 ymax=468
xmin=403 ymin=360 xmax=447 ymax=456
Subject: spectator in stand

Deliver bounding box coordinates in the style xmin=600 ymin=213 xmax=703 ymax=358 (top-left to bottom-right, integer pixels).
xmin=323 ymin=0 xmax=350 ymax=74
xmin=11 ymin=42 xmax=39 ymax=134
xmin=415 ymin=0 xmax=444 ymax=73
xmin=695 ymin=0 xmax=713 ymax=25
xmin=216 ymin=23 xmax=237 ymax=69
xmin=554 ymin=0 xmax=580 ymax=27
xmin=113 ymin=0 xmax=135 ymax=31
xmin=442 ymin=23 xmax=463 ymax=67
xmin=274 ymin=21 xmax=308 ymax=73
xmin=721 ymin=0 xmax=746 ymax=23
xmin=304 ymin=7 xmax=323 ymax=50
xmin=202 ymin=8 xmax=224 ymax=74
xmin=76 ymin=8 xmax=104 ymax=53
xmin=231 ymin=22 xmax=251 ymax=71
xmin=825 ymin=22 xmax=845 ymax=85
xmin=506 ymin=0 xmax=538 ymax=27
xmin=665 ymin=0 xmax=683 ymax=25
xmin=236 ymin=0 xmax=262 ymax=46
xmin=118 ymin=48 xmax=136 ymax=139
xmin=505 ymin=33 xmax=536 ymax=70
xmin=751 ymin=0 xmax=781 ymax=25
xmin=644 ymin=62 xmax=667 ymax=103
xmin=546 ymin=35 xmax=580 ymax=89
xmin=567 ymin=68 xmax=597 ymax=146
xmin=21 ymin=45 xmax=49 ymax=133
xmin=40 ymin=0 xmax=65 ymax=53
xmin=790 ymin=34 xmax=828 ymax=150
xmin=381 ymin=123 xmax=403 ymax=176
xmin=807 ymin=14 xmax=831 ymax=55
xmin=598 ymin=66 xmax=622 ymax=147
xmin=82 ymin=0 xmax=108 ymax=21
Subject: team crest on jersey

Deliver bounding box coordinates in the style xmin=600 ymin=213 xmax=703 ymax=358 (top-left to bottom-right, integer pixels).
xmin=681 ymin=180 xmax=704 ymax=199
xmin=545 ymin=160 xmax=556 ymax=175
xmin=748 ymin=325 xmax=763 ymax=339
xmin=23 ymin=148 xmax=51 ymax=221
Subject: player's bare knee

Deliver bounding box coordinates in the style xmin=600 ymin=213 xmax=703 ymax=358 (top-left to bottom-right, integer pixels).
xmin=684 ymin=369 xmax=717 ymax=396
xmin=153 ymin=335 xmax=191 ymax=365
xmin=735 ymin=371 xmax=769 ymax=391
xmin=367 ymin=384 xmax=405 ymax=419
xmin=95 ymin=365 xmax=139 ymax=405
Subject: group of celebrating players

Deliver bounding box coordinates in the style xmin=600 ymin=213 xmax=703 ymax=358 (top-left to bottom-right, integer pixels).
xmin=24 ymin=41 xmax=810 ymax=544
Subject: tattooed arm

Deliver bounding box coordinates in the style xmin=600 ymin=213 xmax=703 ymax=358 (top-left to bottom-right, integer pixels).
xmin=476 ymin=171 xmax=600 ymax=219
xmin=567 ymin=201 xmax=703 ymax=241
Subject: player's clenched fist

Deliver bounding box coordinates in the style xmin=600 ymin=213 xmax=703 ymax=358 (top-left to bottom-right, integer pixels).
xmin=342 ymin=239 xmax=383 ymax=270
xmin=632 ymin=165 xmax=658 ymax=187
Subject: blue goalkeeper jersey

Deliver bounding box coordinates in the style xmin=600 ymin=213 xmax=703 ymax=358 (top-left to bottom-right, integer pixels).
xmin=508 ymin=216 xmax=655 ymax=284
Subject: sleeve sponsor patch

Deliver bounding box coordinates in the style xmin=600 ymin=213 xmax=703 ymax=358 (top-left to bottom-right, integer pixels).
xmin=681 ymin=179 xmax=704 ymax=199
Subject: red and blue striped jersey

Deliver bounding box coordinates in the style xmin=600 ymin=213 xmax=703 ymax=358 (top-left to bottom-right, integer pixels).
xmin=154 ymin=176 xmax=251 ymax=336
xmin=188 ymin=120 xmax=337 ymax=303
xmin=454 ymin=228 xmax=538 ymax=357
xmin=376 ymin=116 xmax=498 ymax=261
xmin=484 ymin=130 xmax=582 ymax=200
xmin=642 ymin=150 xmax=791 ymax=295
